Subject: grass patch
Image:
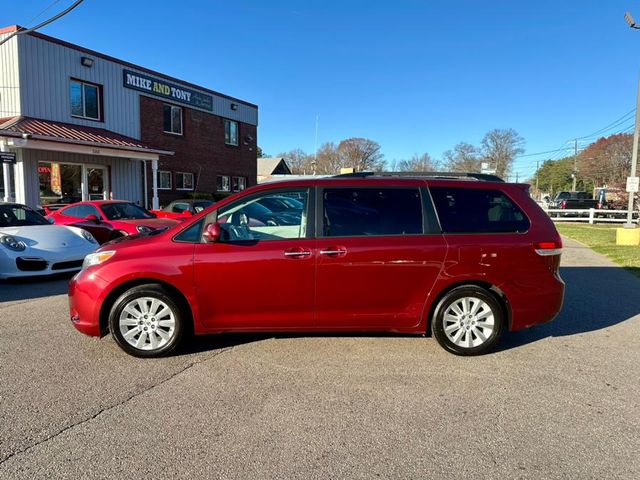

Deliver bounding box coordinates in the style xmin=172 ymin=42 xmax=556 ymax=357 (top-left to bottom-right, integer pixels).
xmin=556 ymin=223 xmax=640 ymax=277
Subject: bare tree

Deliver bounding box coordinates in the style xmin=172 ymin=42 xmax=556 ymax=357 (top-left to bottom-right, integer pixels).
xmin=337 ymin=138 xmax=385 ymax=172
xmin=480 ymin=128 xmax=524 ymax=178
xmin=386 ymin=159 xmax=399 ymax=171
xmin=314 ymin=142 xmax=343 ymax=174
xmin=397 ymin=153 xmax=439 ymax=172
xmin=443 ymin=142 xmax=481 ymax=172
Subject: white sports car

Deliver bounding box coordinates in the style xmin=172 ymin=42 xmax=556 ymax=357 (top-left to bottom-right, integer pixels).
xmin=0 ymin=203 xmax=99 ymax=279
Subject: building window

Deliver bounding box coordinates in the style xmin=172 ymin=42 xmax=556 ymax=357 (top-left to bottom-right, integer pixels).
xmin=217 ymin=175 xmax=231 ymax=192
xmin=176 ymin=172 xmax=194 ymax=190
xmin=163 ymin=104 xmax=182 ymax=135
xmin=232 ymin=176 xmax=246 ymax=192
xmin=70 ymin=79 xmax=101 ymax=120
xmin=158 ymin=171 xmax=172 ymax=190
xmin=224 ymin=119 xmax=239 ymax=146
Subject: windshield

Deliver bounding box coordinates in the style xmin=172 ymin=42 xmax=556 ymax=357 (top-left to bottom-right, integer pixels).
xmin=194 ymin=201 xmax=213 ymax=212
xmin=101 ymin=203 xmax=155 ymax=220
xmin=0 ymin=205 xmax=50 ymax=227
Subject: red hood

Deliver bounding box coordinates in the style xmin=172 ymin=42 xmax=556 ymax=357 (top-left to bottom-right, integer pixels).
xmin=111 ymin=217 xmax=178 ymax=233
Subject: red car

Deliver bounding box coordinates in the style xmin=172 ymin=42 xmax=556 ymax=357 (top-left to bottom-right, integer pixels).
xmin=69 ymin=173 xmax=565 ymax=358
xmin=150 ymin=199 xmax=214 ymax=220
xmin=49 ymin=201 xmax=178 ymax=241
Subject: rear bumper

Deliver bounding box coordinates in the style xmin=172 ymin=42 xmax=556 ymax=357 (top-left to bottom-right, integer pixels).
xmin=69 ymin=269 xmax=109 ymax=337
xmin=509 ymin=273 xmax=565 ymax=331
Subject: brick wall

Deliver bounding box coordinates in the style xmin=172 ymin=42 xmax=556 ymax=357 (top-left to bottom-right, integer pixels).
xmin=139 ymin=95 xmax=257 ymax=208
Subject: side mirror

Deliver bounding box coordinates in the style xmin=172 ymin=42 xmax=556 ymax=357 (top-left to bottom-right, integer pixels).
xmin=202 ymin=222 xmax=222 ymax=243
xmin=85 ymin=214 xmax=100 ymax=223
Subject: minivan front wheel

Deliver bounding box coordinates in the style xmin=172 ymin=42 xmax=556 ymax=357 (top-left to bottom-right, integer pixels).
xmin=432 ymin=286 xmax=504 ymax=356
xmin=109 ymin=285 xmax=183 ymax=358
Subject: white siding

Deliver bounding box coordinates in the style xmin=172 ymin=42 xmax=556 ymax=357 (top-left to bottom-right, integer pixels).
xmin=17 ymin=34 xmax=258 ymax=138
xmin=0 ymin=33 xmax=21 ymax=118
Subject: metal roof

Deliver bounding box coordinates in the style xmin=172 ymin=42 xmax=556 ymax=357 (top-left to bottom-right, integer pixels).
xmin=0 ymin=116 xmax=173 ymax=155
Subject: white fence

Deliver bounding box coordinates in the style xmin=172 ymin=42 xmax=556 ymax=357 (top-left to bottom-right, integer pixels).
xmin=544 ymin=208 xmax=639 ymax=224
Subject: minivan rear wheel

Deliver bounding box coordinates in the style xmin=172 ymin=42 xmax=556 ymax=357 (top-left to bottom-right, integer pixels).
xmin=432 ymin=286 xmax=503 ymax=356
xmin=108 ymin=284 xmax=184 ymax=358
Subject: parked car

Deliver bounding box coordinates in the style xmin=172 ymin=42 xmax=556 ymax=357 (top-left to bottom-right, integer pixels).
xmin=49 ymin=201 xmax=179 ymax=237
xmin=0 ymin=203 xmax=98 ymax=279
xmin=41 ymin=195 xmax=83 ymax=215
xmin=551 ymin=191 xmax=598 ymax=210
xmin=69 ymin=173 xmax=564 ymax=358
xmin=151 ymin=199 xmax=214 ymax=220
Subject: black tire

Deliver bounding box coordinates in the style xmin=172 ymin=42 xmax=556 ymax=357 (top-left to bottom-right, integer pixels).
xmin=108 ymin=284 xmax=184 ymax=358
xmin=431 ymin=286 xmax=504 ymax=356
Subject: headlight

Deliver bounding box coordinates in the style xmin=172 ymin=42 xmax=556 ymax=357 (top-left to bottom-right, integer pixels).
xmin=82 ymin=250 xmax=116 ymax=270
xmin=0 ymin=235 xmax=26 ymax=252
xmin=136 ymin=225 xmax=153 ymax=234
xmin=81 ymin=229 xmax=97 ymax=244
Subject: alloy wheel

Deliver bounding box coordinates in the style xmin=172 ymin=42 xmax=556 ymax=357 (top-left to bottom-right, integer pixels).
xmin=118 ymin=297 xmax=176 ymax=351
xmin=442 ymin=296 xmax=495 ymax=349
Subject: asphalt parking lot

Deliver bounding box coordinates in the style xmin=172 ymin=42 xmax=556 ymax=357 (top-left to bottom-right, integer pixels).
xmin=1 ymin=238 xmax=639 ymax=479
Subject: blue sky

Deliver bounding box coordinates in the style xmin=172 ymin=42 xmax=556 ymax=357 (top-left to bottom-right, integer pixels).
xmin=3 ymin=0 xmax=640 ymax=179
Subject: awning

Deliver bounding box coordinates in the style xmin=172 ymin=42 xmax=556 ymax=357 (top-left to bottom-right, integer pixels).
xmin=0 ymin=116 xmax=173 ymax=157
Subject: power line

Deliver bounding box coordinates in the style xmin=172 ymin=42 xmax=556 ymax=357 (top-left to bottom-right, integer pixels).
xmin=0 ymin=0 xmax=84 ymax=47
xmin=575 ymin=108 xmax=636 ymax=140
xmin=25 ymin=0 xmax=64 ymax=25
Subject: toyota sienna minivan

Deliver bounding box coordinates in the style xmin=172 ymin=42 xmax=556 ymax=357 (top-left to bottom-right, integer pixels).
xmin=69 ymin=173 xmax=564 ymax=357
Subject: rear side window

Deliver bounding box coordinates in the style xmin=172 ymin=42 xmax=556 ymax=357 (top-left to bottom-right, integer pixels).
xmin=323 ymin=188 xmax=422 ymax=237
xmin=429 ymin=187 xmax=529 ymax=234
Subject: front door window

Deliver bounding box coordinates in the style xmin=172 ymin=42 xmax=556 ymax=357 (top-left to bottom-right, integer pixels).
xmin=87 ymin=167 xmax=107 ymax=200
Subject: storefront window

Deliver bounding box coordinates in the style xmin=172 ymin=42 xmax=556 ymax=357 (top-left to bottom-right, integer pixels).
xmin=38 ymin=162 xmax=82 ymax=205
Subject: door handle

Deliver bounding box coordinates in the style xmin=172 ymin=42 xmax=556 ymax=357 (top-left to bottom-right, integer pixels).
xmin=284 ymin=248 xmax=312 ymax=258
xmin=319 ymin=246 xmax=347 ymax=256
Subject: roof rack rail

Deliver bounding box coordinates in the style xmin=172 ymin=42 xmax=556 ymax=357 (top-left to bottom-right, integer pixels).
xmin=333 ymin=171 xmax=505 ymax=182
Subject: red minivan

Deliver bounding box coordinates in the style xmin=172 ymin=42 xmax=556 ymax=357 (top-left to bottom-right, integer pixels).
xmin=69 ymin=173 xmax=564 ymax=358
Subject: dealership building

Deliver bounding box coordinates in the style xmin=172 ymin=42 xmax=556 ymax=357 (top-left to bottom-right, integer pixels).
xmin=0 ymin=25 xmax=258 ymax=210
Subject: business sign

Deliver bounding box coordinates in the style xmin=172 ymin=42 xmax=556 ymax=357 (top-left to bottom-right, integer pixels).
xmin=123 ymin=69 xmax=214 ymax=111
xmin=1 ymin=152 xmax=16 ymax=164
xmin=627 ymin=176 xmax=639 ymax=193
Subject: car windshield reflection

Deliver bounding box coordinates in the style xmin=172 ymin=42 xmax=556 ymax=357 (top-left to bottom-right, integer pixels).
xmin=0 ymin=205 xmax=50 ymax=227
xmin=102 ymin=203 xmax=155 ymax=220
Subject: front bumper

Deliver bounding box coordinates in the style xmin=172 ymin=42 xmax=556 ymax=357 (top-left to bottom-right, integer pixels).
xmin=69 ymin=269 xmax=109 ymax=337
xmin=0 ymin=245 xmax=97 ymax=279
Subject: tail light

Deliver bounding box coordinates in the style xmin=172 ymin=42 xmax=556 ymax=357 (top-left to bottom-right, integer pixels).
xmin=534 ymin=239 xmax=562 ymax=274
xmin=534 ymin=240 xmax=563 ymax=256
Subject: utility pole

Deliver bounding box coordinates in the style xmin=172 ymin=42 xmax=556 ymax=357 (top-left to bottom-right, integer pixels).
xmin=624 ymin=9 xmax=640 ymax=229
xmin=572 ymin=139 xmax=578 ymax=191
xmin=624 ymin=79 xmax=640 ymax=228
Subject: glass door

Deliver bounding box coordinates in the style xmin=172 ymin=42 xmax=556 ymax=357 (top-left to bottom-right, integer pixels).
xmin=85 ymin=166 xmax=109 ymax=200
